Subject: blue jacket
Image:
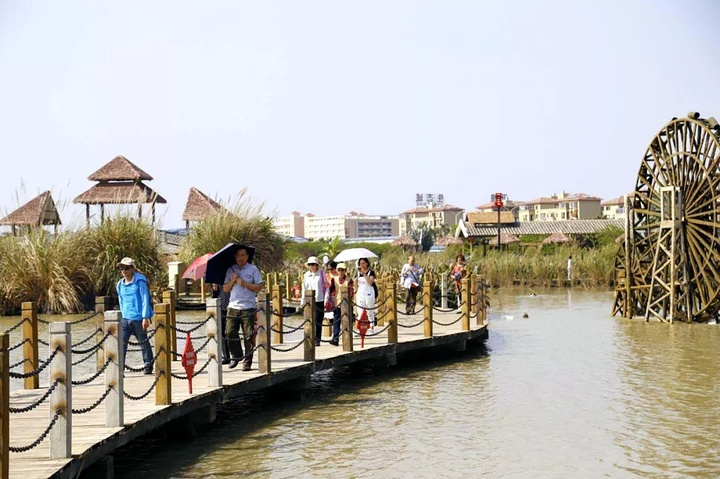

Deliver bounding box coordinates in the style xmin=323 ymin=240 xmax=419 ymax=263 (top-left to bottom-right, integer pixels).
xmin=116 ymin=272 xmax=154 ymax=320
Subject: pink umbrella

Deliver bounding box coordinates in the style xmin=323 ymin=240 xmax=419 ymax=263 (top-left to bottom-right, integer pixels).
xmin=182 ymin=253 xmax=214 ymax=281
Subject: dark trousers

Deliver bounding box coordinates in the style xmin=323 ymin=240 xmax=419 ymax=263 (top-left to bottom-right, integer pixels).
xmin=226 ymin=308 xmax=256 ymax=366
xmin=332 ymin=306 xmax=342 ymax=342
xmin=122 ymin=318 xmax=153 ymax=369
xmin=405 ymin=287 xmax=419 ymax=314
xmin=314 ymin=301 xmax=324 ymax=345
xmin=220 ymin=309 xmax=230 ymax=361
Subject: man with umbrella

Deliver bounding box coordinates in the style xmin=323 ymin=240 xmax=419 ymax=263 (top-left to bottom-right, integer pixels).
xmin=221 ymin=245 xmax=264 ymax=370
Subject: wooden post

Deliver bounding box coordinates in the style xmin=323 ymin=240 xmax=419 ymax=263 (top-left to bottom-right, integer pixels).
xmin=0 ymin=334 xmax=9 ymax=479
xmin=387 ymin=282 xmax=398 ymax=344
xmin=200 ymin=278 xmax=206 ymax=303
xmin=21 ymin=302 xmax=39 ymax=390
xmin=340 ymin=286 xmax=353 ymax=352
xmin=95 ymin=296 xmax=110 ymax=372
xmin=423 ymin=281 xmax=433 ymax=338
xmin=461 ymin=278 xmax=470 ymax=331
xmin=154 ymin=304 xmax=172 ymax=406
xmin=285 ymin=272 xmax=291 ymax=299
xmin=257 ymin=293 xmax=272 ymax=374
xmin=441 ymin=274 xmax=448 ymax=309
xmin=272 ymin=285 xmax=283 ymax=345
xmin=303 ymin=290 xmax=315 ymax=361
xmin=206 ymin=298 xmax=223 ymax=388
xmin=266 ymin=273 xmax=273 ymax=295
xmin=376 ymin=279 xmax=386 ymax=326
xmin=470 ymin=274 xmax=479 ymax=320
xmin=273 ymin=272 xmax=279 ymax=290
xmin=162 ymin=290 xmax=178 ymax=362
xmin=49 ymin=322 xmax=71 ymax=459
xmin=479 ymin=276 xmax=487 ymax=326
xmin=104 ymin=311 xmax=123 ymax=428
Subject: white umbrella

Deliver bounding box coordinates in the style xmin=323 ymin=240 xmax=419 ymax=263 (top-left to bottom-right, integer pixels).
xmin=334 ymin=247 xmax=378 ymax=262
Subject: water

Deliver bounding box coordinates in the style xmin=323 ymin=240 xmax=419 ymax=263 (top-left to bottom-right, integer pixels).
xmin=5 ymin=290 xmax=720 ymax=477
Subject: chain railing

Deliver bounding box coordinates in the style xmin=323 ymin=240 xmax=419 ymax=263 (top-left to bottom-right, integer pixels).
xmin=8 ymin=379 xmax=62 ymax=414
xmin=9 ymin=346 xmax=60 ymax=379
xmin=3 ymin=318 xmax=27 ymax=334
xmin=9 ymin=410 xmax=61 ymax=453
xmin=124 ymin=372 xmax=164 ymax=401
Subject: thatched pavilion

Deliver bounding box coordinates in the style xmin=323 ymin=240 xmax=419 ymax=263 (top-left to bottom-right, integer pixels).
xmin=73 ymin=156 xmax=166 ymax=226
xmin=434 ymin=235 xmax=463 ymax=247
xmin=182 ymin=187 xmax=224 ymax=232
xmin=542 ymin=231 xmax=571 ymax=244
xmin=489 ymin=233 xmax=520 ymax=248
xmin=0 ymin=190 xmax=61 ymax=234
xmin=391 ymin=235 xmax=418 ymax=251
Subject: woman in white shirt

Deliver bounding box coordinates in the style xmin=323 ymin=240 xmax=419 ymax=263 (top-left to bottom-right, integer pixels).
xmin=301 ymin=256 xmax=326 ymax=346
xmin=356 ymin=257 xmax=377 ymax=334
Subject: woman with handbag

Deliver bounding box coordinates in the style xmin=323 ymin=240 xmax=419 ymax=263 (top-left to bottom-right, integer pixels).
xmin=400 ymin=255 xmax=424 ymax=315
xmin=356 ymin=257 xmax=377 ymax=334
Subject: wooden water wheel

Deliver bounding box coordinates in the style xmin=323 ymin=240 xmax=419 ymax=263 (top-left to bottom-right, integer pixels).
xmin=612 ymin=112 xmax=720 ymax=322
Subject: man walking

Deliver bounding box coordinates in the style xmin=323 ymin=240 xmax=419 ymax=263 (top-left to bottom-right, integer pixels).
xmin=400 ymin=255 xmax=424 ymax=314
xmin=116 ymin=257 xmax=154 ymax=374
xmin=223 ymin=247 xmax=263 ymax=370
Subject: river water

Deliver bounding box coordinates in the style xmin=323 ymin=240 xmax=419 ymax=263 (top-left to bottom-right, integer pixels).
xmin=4 ymin=290 xmax=720 ymax=477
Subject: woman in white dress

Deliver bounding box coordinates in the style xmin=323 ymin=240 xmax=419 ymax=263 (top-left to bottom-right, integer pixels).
xmin=355 ymin=257 xmax=377 ymax=333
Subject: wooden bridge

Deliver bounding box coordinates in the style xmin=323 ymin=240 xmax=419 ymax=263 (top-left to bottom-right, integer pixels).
xmin=0 ymin=276 xmax=489 ymax=479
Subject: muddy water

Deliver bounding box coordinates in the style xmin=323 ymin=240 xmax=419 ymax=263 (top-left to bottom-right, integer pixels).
xmin=4 ymin=290 xmax=720 ymax=477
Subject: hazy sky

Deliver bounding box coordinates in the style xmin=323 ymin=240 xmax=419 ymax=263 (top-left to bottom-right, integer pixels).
xmin=1 ymin=1 xmax=719 ymax=229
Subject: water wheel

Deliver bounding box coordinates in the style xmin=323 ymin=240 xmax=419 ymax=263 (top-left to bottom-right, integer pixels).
xmin=612 ymin=112 xmax=720 ymax=322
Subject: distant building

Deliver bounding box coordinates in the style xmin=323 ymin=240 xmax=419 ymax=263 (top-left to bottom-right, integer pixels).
xmin=273 ymin=211 xmax=305 ymax=237
xmin=273 ymin=212 xmax=399 ymax=240
xmin=601 ymin=194 xmax=633 ymax=220
xmin=399 ymin=203 xmax=464 ymax=235
xmin=474 ymin=199 xmax=523 ymax=222
xmin=517 ymin=192 xmax=602 ymax=222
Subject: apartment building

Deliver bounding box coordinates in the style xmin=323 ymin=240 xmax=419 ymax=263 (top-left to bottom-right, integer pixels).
xmin=601 ymin=194 xmax=633 ymax=220
xmin=474 ymin=199 xmax=523 ymax=221
xmin=273 ymin=211 xmax=305 ymax=237
xmin=275 ymin=212 xmax=399 ymax=240
xmin=399 ymin=203 xmax=465 ymax=235
xmin=517 ymin=192 xmax=602 ymax=222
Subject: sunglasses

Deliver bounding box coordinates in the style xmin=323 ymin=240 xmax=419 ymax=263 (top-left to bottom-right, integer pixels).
xmin=118 ymin=266 xmax=132 ymax=271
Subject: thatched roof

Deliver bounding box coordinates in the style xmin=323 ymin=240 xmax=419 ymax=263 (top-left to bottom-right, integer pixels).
xmin=391 ymin=236 xmax=418 ymax=247
xmin=489 ymin=233 xmax=520 ymax=245
xmin=542 ymin=231 xmax=571 ymax=244
xmin=0 ymin=191 xmax=61 ymax=227
xmin=182 ymin=187 xmax=223 ymax=222
xmin=88 ymin=156 xmax=153 ymax=181
xmin=467 ymin=211 xmax=516 ymax=225
xmin=73 ymin=181 xmax=167 ymax=205
xmin=434 ymin=235 xmax=462 ymax=246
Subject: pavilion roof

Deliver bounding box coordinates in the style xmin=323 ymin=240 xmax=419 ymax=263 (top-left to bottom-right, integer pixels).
xmin=182 ymin=187 xmax=224 ymax=222
xmin=542 ymin=231 xmax=571 ymax=244
xmin=73 ymin=181 xmax=167 ymax=205
xmin=88 ymin=156 xmax=154 ymax=181
xmin=0 ymin=191 xmax=61 ymax=227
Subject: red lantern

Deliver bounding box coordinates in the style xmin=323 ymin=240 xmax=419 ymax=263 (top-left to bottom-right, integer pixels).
xmin=494 ymin=192 xmax=505 ymax=210
xmin=181 ymin=332 xmax=197 ymax=393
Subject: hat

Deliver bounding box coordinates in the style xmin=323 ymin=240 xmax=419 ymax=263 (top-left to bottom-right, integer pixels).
xmin=306 ymin=256 xmax=319 ymax=265
xmin=116 ymin=257 xmax=135 ymax=268
xmin=336 ymin=262 xmax=347 ymax=270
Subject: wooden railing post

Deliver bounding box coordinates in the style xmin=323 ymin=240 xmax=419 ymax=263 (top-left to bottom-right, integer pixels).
xmin=387 ymin=282 xmax=398 ymax=344
xmin=206 ymin=298 xmax=223 ymax=388
xmin=303 ymin=290 xmax=315 ymax=361
xmin=340 ymin=286 xmax=353 ymax=352
xmin=162 ymin=291 xmax=178 ymax=362
xmin=49 ymin=322 xmax=71 ymax=459
xmin=272 ymin=285 xmax=283 ymax=344
xmin=95 ymin=297 xmax=110 ymax=371
xmin=461 ymin=278 xmax=471 ymax=331
xmin=441 ymin=274 xmax=448 ymax=310
xmin=21 ymin=302 xmax=39 ymax=390
xmin=154 ymin=304 xmax=172 ymax=406
xmin=104 ymin=311 xmax=123 ymax=427
xmin=480 ymin=277 xmax=488 ymax=326
xmin=285 ymin=272 xmax=291 ymax=300
xmin=257 ymin=293 xmax=272 ymax=374
xmin=423 ymin=281 xmax=433 ymax=338
xmin=470 ymin=274 xmax=478 ymax=322
xmin=1 ymin=334 xmax=9 ymax=479
xmin=375 ymin=279 xmax=384 ymax=326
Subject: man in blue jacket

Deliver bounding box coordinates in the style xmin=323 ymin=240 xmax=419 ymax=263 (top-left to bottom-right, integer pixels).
xmin=116 ymin=257 xmax=154 ymax=374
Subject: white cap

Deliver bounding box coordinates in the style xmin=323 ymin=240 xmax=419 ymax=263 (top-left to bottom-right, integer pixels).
xmin=306 ymin=256 xmax=319 ymax=265
xmin=336 ymin=262 xmax=347 ymax=270
xmin=116 ymin=257 xmax=135 ymax=268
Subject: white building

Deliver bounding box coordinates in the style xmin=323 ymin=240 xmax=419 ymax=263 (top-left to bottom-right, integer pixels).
xmin=274 ymin=212 xmax=399 ymax=240
xmin=273 ymin=211 xmax=305 ymax=237
xmin=601 ymin=194 xmax=633 ymax=220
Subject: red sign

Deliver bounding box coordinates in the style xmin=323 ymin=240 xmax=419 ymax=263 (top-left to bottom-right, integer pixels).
xmin=494 ymin=192 xmax=505 ymax=209
xmin=181 ymin=332 xmax=196 ymax=393
xmin=357 ymin=309 xmax=370 ymax=348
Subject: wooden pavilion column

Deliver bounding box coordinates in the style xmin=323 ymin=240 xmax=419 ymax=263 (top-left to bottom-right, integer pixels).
xmin=85 ymin=204 xmax=90 ymax=227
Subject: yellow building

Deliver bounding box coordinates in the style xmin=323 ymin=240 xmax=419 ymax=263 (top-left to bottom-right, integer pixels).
xmin=399 ymin=203 xmax=465 ymax=235
xmin=601 ymin=194 xmax=633 ymax=220
xmin=517 ymin=192 xmax=602 ymax=222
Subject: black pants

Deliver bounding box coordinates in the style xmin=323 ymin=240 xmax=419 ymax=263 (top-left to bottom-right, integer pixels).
xmin=220 ymin=309 xmax=230 ymax=361
xmin=226 ymin=308 xmax=256 ymax=366
xmin=314 ymin=301 xmax=324 ymax=345
xmin=405 ymin=287 xmax=418 ymax=314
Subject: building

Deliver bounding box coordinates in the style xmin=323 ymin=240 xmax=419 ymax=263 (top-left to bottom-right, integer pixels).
xmin=399 ymin=203 xmax=465 ymax=236
xmin=601 ymin=194 xmax=633 ymax=220
xmin=273 ymin=211 xmax=305 ymax=238
xmin=474 ymin=199 xmax=524 ymax=222
xmin=517 ymin=192 xmax=602 ymax=222
xmin=274 ymin=212 xmax=399 ymax=240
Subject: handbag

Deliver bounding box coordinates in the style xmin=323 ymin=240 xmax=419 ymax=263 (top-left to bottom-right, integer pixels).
xmin=324 ymin=294 xmax=336 ymax=312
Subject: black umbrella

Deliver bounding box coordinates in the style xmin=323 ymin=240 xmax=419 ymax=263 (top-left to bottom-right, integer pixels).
xmin=204 ymin=243 xmax=256 ymax=285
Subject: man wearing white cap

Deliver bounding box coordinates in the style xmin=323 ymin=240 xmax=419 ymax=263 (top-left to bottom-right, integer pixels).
xmin=116 ymin=257 xmax=154 ymax=374
xmin=301 ymin=256 xmax=327 ymax=346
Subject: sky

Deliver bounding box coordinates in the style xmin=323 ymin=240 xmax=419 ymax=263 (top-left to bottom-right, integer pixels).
xmin=1 ymin=0 xmax=720 ymax=230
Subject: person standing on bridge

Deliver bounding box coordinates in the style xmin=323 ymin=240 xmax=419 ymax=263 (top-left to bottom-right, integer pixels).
xmin=116 ymin=257 xmax=155 ymax=375
xmin=356 ymin=257 xmax=377 ymax=334
xmin=567 ymin=255 xmax=573 ymax=281
xmin=401 ymin=255 xmax=424 ymax=315
xmin=224 ymin=247 xmax=264 ymax=371
xmin=302 ymin=256 xmax=327 ymax=346
xmin=328 ymin=262 xmax=354 ymax=346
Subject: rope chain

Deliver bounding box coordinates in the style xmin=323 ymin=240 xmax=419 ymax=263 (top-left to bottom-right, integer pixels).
xmin=397 ymin=318 xmax=426 ymax=328
xmin=9 ymin=379 xmax=62 ymax=414
xmin=7 ymin=338 xmax=29 ymax=352
xmin=9 ymin=410 xmax=61 ymax=453
xmin=3 ymin=318 xmax=28 ymax=334
xmin=9 ymin=347 xmax=60 ymax=379
xmin=123 ymin=372 xmax=163 ymax=401
xmin=126 ymin=328 xmax=156 ymax=346
xmin=170 ymin=316 xmax=212 ymax=334
xmin=71 ymin=328 xmax=103 ymax=348
xmin=270 ymin=340 xmax=306 ymax=353
xmin=170 ymin=357 xmax=212 ymax=380
xmin=432 ymin=316 xmax=463 ymax=327
xmin=72 ymin=358 xmax=112 ymax=385
xmin=72 ymin=385 xmax=114 ymax=414
xmin=71 ymin=330 xmax=112 ymax=355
